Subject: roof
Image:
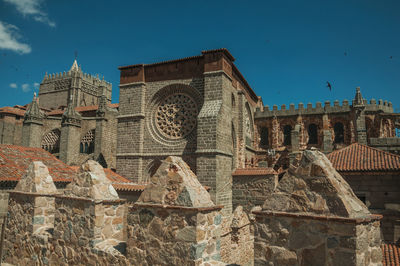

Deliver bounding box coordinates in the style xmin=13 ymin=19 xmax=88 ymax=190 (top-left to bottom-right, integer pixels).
xmin=0 ymin=144 xmax=141 ymax=191
xmin=382 ymin=243 xmax=400 ymax=266
xmin=118 ymin=48 xmax=259 ymax=102
xmin=232 ymin=168 xmax=277 ymax=176
xmin=0 ymin=106 xmax=25 ymax=116
xmin=0 ymin=145 xmax=73 ymax=182
xmin=327 ymin=143 xmax=400 ymax=172
xmin=47 ymin=103 xmax=119 ymax=116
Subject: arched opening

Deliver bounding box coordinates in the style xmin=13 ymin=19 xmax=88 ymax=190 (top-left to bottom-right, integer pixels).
xmin=334 ymin=123 xmax=344 ymax=143
xmin=260 ymin=127 xmax=269 ymax=147
xmin=80 ymin=129 xmax=95 ymax=154
xmin=283 ymin=125 xmax=292 ymax=145
xmin=231 ymin=93 xmax=236 ymax=108
xmin=41 ymin=129 xmax=61 ymax=154
xmin=308 ymin=124 xmax=318 ymax=144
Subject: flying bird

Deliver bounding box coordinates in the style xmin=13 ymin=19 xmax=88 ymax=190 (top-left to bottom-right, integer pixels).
xmin=344 ymin=52 xmax=347 ymax=56
xmin=389 ymin=56 xmax=393 ymax=59
xmin=326 ymin=81 xmax=332 ymax=91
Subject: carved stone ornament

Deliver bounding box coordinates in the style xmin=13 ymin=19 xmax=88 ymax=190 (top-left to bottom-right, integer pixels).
xmin=154 ymin=93 xmax=198 ymax=139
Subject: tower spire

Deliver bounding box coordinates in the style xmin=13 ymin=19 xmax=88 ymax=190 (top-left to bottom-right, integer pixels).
xmin=70 ymin=59 xmax=79 ymax=72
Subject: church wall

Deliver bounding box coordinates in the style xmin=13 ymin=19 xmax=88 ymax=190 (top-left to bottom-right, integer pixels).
xmin=39 ymin=90 xmax=69 ymax=110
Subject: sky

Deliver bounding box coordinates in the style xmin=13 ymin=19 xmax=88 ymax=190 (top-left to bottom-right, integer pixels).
xmin=0 ymin=0 xmax=399 ymax=111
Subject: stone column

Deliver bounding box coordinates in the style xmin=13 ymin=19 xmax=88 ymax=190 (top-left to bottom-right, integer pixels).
xmin=353 ymin=87 xmax=367 ymax=145
xmin=116 ymin=72 xmax=146 ymax=182
xmin=196 ymin=70 xmax=233 ymax=216
xmin=60 ymin=97 xmax=82 ymax=165
xmin=94 ymin=90 xmax=118 ymax=169
xmin=322 ymin=114 xmax=333 ymax=153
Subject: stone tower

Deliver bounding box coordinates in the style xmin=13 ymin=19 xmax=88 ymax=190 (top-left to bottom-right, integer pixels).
xmin=22 ymin=93 xmax=43 ymax=147
xmin=38 ymin=59 xmax=112 ymax=110
xmin=59 ymin=96 xmax=82 ymax=165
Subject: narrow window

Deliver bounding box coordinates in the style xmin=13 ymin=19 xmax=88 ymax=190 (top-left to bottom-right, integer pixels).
xmin=308 ymin=124 xmax=318 ymax=144
xmin=283 ymin=125 xmax=292 ymax=145
xmin=260 ymin=127 xmax=269 ymax=147
xmin=334 ymin=122 xmax=344 ymax=143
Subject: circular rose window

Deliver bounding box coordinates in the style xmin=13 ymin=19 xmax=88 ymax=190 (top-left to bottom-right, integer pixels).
xmin=155 ymin=93 xmax=198 ymax=139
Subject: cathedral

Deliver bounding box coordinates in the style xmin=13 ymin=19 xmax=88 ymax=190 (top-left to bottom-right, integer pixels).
xmin=1 ymin=48 xmax=400 ymax=216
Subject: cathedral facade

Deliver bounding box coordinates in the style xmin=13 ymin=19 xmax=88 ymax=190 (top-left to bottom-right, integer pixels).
xmin=1 ymin=48 xmax=399 ymax=215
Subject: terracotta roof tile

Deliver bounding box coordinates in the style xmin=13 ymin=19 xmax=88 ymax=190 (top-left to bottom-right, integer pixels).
xmin=0 ymin=144 xmax=142 ymax=192
xmin=382 ymin=243 xmax=400 ymax=266
xmin=0 ymin=107 xmax=25 ymax=116
xmin=327 ymin=143 xmax=400 ymax=172
xmin=232 ymin=168 xmax=277 ymax=176
xmin=47 ymin=103 xmax=119 ymax=116
xmin=0 ymin=144 xmax=73 ymax=182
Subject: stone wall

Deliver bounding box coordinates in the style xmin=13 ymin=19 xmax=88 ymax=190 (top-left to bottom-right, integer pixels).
xmin=220 ymin=206 xmax=254 ymax=266
xmin=253 ymin=150 xmax=383 ymax=266
xmin=342 ymin=172 xmax=400 ymax=241
xmin=2 ymin=161 xmax=129 ymax=265
xmin=127 ymin=204 xmax=222 ymax=265
xmin=253 ymin=212 xmax=382 ymax=265
xmin=232 ymin=172 xmax=277 ymax=212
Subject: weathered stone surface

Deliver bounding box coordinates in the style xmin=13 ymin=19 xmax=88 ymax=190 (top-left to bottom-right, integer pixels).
xmin=15 ymin=161 xmax=57 ymax=194
xmin=262 ymin=150 xmax=370 ymax=218
xmin=65 ymin=160 xmax=119 ymax=200
xmin=138 ymin=156 xmax=214 ymax=207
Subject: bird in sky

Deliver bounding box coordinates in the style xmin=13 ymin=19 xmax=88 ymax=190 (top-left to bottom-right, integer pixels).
xmin=389 ymin=56 xmax=393 ymax=59
xmin=344 ymin=52 xmax=347 ymax=56
xmin=326 ymin=81 xmax=332 ymax=91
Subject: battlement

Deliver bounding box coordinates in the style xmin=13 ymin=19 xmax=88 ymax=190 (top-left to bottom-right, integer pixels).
xmin=42 ymin=70 xmax=111 ymax=87
xmin=255 ymin=98 xmax=394 ymax=118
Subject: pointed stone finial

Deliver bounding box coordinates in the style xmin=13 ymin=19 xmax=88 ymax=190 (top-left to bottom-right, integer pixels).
xmin=62 ymin=94 xmax=81 ymax=127
xmin=70 ymin=59 xmax=79 ymax=72
xmin=24 ymin=93 xmax=43 ymax=124
xmin=353 ymin=87 xmax=365 ymax=107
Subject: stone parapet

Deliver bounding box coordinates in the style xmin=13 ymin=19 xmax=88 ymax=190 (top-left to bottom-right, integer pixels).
xmin=253 ymin=211 xmax=382 ymax=266
xmin=127 ymin=203 xmax=223 ymax=266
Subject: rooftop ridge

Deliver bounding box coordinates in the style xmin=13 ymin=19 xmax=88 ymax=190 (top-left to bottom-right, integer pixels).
xmin=330 ymin=142 xmax=400 ymax=159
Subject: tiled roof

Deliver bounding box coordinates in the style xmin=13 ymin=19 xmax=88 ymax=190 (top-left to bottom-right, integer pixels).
xmin=0 ymin=144 xmax=141 ymax=191
xmin=382 ymin=243 xmax=400 ymax=266
xmin=327 ymin=143 xmax=400 ymax=172
xmin=0 ymin=107 xmax=25 ymax=116
xmin=232 ymin=168 xmax=277 ymax=176
xmin=47 ymin=103 xmax=119 ymax=116
xmin=0 ymin=144 xmax=73 ymax=182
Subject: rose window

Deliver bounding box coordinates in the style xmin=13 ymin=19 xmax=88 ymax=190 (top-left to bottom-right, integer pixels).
xmin=155 ymin=93 xmax=198 ymax=139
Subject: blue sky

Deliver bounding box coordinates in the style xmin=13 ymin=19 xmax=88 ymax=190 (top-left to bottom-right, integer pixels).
xmin=0 ymin=0 xmax=399 ymax=111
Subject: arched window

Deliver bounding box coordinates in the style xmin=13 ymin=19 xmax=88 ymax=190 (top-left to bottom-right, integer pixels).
xmin=41 ymin=129 xmax=61 ymax=154
xmin=283 ymin=125 xmax=292 ymax=145
xmin=260 ymin=127 xmax=269 ymax=147
xmin=334 ymin=123 xmax=344 ymax=143
xmin=308 ymin=124 xmax=318 ymax=144
xmin=80 ymin=129 xmax=95 ymax=154
xmin=231 ymin=93 xmax=236 ymax=108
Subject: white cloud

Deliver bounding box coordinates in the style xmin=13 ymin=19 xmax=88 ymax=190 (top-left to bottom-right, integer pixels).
xmin=0 ymin=21 xmax=31 ymax=54
xmin=3 ymin=0 xmax=55 ymax=27
xmin=21 ymin=83 xmax=30 ymax=92
xmin=33 ymin=82 xmax=40 ymax=88
xmin=9 ymin=83 xmax=17 ymax=88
